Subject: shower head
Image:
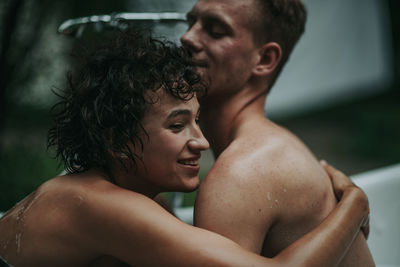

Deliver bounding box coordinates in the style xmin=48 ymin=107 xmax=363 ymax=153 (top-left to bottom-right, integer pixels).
xmin=58 ymin=12 xmax=187 ymax=37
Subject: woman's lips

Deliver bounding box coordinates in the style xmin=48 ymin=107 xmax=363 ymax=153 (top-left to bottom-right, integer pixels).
xmin=177 ymin=158 xmax=201 ymax=172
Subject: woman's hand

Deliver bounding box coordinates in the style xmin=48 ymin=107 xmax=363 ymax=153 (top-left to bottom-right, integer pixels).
xmin=320 ymin=160 xmax=370 ymax=239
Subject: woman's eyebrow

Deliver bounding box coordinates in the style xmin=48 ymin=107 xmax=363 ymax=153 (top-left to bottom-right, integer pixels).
xmin=167 ymin=109 xmax=191 ymax=119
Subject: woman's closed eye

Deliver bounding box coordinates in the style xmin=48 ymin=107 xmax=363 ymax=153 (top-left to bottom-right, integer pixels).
xmin=169 ymin=123 xmax=184 ymax=131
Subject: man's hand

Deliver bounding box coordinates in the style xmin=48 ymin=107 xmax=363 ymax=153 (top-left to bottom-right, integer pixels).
xmin=320 ymin=160 xmax=370 ymax=239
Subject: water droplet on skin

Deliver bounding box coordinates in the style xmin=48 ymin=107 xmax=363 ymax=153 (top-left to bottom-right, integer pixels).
xmin=267 ymin=192 xmax=271 ymax=201
xmin=2 ymin=239 xmax=10 ymax=250
xmin=9 ymin=191 xmax=42 ymax=255
xmin=73 ymin=195 xmax=83 ymax=206
xmin=16 ymin=232 xmax=22 ymax=253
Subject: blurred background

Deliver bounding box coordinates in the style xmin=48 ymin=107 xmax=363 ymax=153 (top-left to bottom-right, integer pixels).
xmin=0 ymin=0 xmax=399 ymax=212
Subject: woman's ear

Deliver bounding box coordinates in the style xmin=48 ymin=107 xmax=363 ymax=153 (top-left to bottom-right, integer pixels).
xmin=252 ymin=42 xmax=282 ymax=76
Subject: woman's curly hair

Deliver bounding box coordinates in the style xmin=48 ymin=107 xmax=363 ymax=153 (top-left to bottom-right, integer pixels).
xmin=48 ymin=30 xmax=205 ymax=175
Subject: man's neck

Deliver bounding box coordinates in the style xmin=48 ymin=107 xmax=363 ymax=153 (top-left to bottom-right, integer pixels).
xmin=200 ymin=86 xmax=267 ymax=158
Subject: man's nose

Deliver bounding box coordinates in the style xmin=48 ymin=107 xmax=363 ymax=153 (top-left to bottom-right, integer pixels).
xmin=181 ymin=25 xmax=202 ymax=53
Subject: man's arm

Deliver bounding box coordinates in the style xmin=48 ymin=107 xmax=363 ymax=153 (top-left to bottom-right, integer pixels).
xmin=75 ymin=164 xmax=368 ymax=267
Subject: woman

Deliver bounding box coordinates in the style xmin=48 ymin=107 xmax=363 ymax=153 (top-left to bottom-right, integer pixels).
xmin=0 ymin=31 xmax=369 ymax=267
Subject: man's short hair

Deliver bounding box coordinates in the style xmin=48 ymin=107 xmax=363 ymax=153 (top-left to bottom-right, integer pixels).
xmin=251 ymin=0 xmax=307 ymax=88
xmin=48 ymin=30 xmax=205 ymax=176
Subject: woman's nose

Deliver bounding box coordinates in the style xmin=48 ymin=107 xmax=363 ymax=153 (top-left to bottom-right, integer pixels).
xmin=188 ymin=128 xmax=209 ymax=152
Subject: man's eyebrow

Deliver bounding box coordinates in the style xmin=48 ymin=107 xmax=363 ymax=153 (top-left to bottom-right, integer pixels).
xmin=202 ymin=12 xmax=232 ymax=32
xmin=203 ymin=13 xmax=226 ymax=24
xmin=186 ymin=9 xmax=229 ymax=27
xmin=167 ymin=109 xmax=191 ymax=119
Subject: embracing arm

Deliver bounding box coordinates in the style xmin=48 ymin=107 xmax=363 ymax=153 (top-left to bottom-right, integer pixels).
xmin=273 ymin=161 xmax=370 ymax=266
xmin=78 ymin=163 xmax=368 ymax=267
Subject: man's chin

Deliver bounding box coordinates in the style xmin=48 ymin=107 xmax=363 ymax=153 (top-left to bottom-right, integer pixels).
xmin=195 ymin=68 xmax=211 ymax=84
xmin=195 ymin=66 xmax=207 ymax=76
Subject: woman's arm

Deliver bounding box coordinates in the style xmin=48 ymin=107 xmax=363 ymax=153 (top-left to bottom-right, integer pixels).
xmin=80 ymin=163 xmax=368 ymax=267
xmin=272 ymin=161 xmax=370 ymax=266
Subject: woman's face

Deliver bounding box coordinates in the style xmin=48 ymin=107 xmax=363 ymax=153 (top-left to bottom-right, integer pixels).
xmin=129 ymin=90 xmax=209 ymax=196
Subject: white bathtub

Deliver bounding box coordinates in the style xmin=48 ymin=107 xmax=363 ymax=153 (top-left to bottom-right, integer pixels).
xmin=352 ymin=163 xmax=400 ymax=267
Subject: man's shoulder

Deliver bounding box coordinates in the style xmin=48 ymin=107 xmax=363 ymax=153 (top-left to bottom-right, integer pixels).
xmin=201 ymin=122 xmax=333 ymax=211
xmin=209 ymin=125 xmax=320 ymax=183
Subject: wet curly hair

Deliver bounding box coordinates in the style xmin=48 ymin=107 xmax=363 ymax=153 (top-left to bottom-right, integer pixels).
xmin=48 ymin=30 xmax=205 ymax=175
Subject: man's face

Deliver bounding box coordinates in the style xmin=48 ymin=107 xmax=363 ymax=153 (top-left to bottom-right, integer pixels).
xmin=181 ymin=0 xmax=260 ymax=98
xmin=134 ymin=90 xmax=209 ymax=193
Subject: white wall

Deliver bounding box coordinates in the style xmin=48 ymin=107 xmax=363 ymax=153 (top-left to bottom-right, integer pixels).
xmin=267 ymin=0 xmax=394 ymax=117
xmin=352 ymin=164 xmax=400 ymax=266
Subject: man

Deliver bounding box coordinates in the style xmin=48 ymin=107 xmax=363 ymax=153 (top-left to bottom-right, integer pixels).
xmin=181 ymin=0 xmax=375 ymax=265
